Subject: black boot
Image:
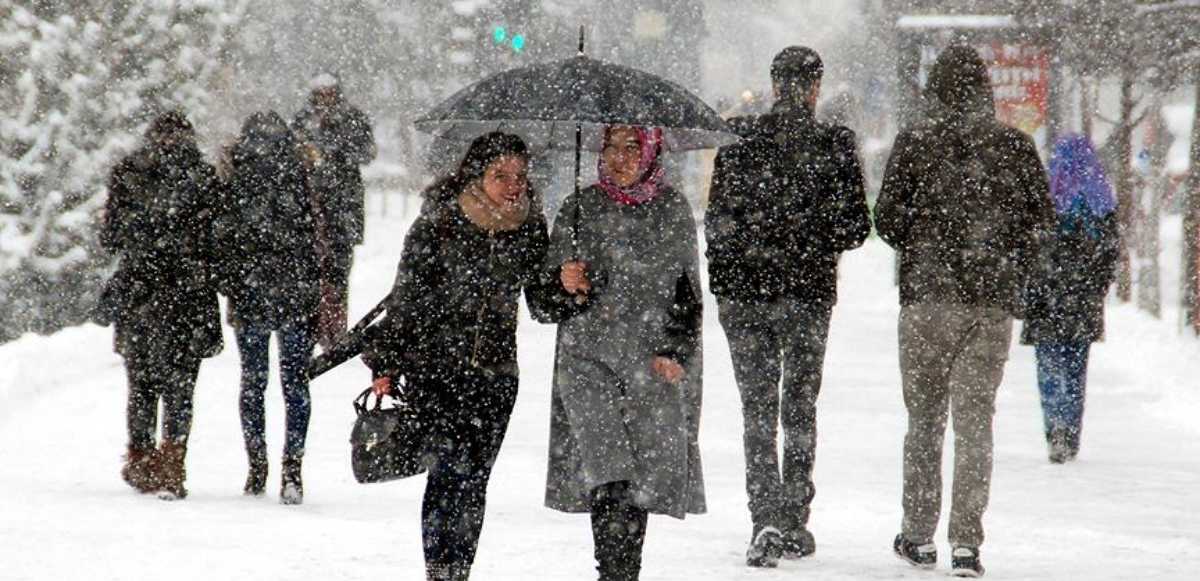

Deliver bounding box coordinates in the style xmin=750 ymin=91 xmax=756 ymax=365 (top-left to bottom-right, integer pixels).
xmin=244 ymin=452 xmax=267 ymax=496
xmin=1066 ymin=425 xmax=1082 ymax=461
xmin=591 ymin=482 xmax=647 ymax=581
xmin=280 ymin=456 xmax=303 ymax=505
xmin=1047 ymin=427 xmax=1070 ymax=464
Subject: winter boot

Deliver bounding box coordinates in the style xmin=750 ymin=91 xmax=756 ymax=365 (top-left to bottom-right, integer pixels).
xmin=950 ymin=546 xmax=985 ymax=577
xmin=425 ymin=563 xmax=451 ymax=581
xmin=893 ymin=534 xmax=937 ymax=569
xmin=280 ymin=456 xmax=303 ymax=505
xmin=1047 ymin=427 xmax=1070 ymax=464
xmin=782 ymin=527 xmax=816 ymax=559
xmin=1066 ymin=425 xmax=1082 ymax=461
xmin=745 ymin=526 xmax=783 ymax=568
xmin=244 ymin=453 xmax=268 ymax=497
xmin=425 ymin=563 xmax=470 ymax=581
xmin=156 ymin=441 xmax=188 ymax=501
xmin=121 ymin=445 xmax=161 ymax=493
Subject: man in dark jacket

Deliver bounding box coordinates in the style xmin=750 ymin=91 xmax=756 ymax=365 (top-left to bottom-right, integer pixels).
xmin=706 ymin=45 xmax=870 ymax=567
xmin=874 ymin=45 xmax=1055 ymax=578
xmin=292 ymin=74 xmax=376 ymax=348
xmin=101 ymin=110 xmax=224 ymax=501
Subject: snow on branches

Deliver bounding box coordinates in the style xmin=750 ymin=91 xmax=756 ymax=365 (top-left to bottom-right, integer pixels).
xmin=0 ymin=0 xmax=247 ymax=339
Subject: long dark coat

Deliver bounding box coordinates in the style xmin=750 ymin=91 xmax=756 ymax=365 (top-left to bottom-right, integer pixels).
xmin=541 ymin=185 xmax=705 ymax=519
xmin=1021 ymin=213 xmax=1120 ymax=344
xmin=874 ymin=101 xmax=1055 ymax=316
xmin=706 ymin=100 xmax=870 ymax=304
xmin=218 ymin=126 xmax=321 ymax=329
xmin=100 ymin=145 xmax=223 ymax=360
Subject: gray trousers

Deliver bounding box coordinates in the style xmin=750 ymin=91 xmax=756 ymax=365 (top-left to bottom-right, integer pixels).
xmin=898 ymin=303 xmax=1012 ymax=549
xmin=718 ymin=297 xmax=832 ymax=534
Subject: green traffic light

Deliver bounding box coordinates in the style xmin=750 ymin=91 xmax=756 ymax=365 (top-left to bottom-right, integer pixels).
xmin=512 ymin=34 xmax=525 ymax=53
xmin=493 ymin=26 xmax=507 ymax=44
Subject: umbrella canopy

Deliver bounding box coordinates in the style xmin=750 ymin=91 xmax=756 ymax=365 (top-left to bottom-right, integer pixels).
xmin=414 ymin=54 xmax=738 ymax=152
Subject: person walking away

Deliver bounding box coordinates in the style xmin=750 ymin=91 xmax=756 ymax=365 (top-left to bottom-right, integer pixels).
xmin=874 ymin=45 xmax=1055 ymax=578
xmin=705 ymin=45 xmax=870 ymax=567
xmin=218 ymin=111 xmax=322 ymax=504
xmin=1021 ymin=134 xmax=1119 ymax=463
xmin=292 ymin=73 xmax=376 ymax=349
xmin=100 ymin=111 xmax=224 ymax=501
xmin=541 ymin=125 xmax=705 ymax=581
xmin=363 ymin=133 xmax=566 ymax=581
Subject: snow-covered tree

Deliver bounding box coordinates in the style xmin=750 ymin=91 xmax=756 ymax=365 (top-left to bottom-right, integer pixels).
xmin=0 ymin=0 xmax=247 ymax=340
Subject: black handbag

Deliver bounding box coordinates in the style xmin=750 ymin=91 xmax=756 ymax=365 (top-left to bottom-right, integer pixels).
xmin=349 ymin=383 xmax=430 ymax=483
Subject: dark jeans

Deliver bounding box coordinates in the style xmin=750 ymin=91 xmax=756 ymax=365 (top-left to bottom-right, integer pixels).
xmin=717 ymin=296 xmax=832 ymax=535
xmin=1035 ymin=342 xmax=1091 ymax=443
xmin=235 ymin=321 xmax=315 ymax=461
xmin=421 ymin=370 xmax=518 ymax=574
xmin=591 ymin=481 xmax=648 ymax=581
xmin=125 ymin=350 xmax=201 ymax=450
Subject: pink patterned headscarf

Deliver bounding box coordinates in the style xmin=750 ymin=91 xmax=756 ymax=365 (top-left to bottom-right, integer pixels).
xmin=596 ymin=126 xmax=666 ymax=206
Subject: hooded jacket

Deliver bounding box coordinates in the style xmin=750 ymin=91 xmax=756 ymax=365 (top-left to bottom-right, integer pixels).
xmin=874 ymin=47 xmax=1055 ymax=316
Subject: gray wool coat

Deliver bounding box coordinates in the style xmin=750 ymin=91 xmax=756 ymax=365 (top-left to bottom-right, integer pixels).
xmin=541 ymin=185 xmax=705 ymax=519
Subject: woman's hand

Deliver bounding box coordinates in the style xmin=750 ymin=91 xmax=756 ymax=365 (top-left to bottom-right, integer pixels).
xmin=651 ymin=356 xmax=685 ymax=384
xmin=371 ymin=376 xmax=393 ymax=398
xmin=561 ymin=261 xmax=592 ymax=295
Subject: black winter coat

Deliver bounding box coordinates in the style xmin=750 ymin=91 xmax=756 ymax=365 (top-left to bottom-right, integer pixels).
xmin=362 ymin=197 xmax=566 ymax=383
xmin=100 ymin=145 xmax=223 ymax=360
xmin=874 ymin=103 xmax=1055 ymax=316
xmin=1020 ymin=213 xmax=1119 ymax=344
xmin=705 ymin=100 xmax=870 ymax=303
xmin=292 ymin=102 xmax=375 ymax=253
xmin=218 ymin=130 xmax=322 ymax=329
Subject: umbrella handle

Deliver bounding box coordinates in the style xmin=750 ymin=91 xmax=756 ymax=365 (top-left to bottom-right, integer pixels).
xmin=572 ymin=119 xmax=587 ymax=307
xmin=572 ymin=122 xmax=582 ymax=260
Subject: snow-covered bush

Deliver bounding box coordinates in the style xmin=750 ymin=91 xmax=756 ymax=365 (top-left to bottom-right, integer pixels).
xmin=0 ymin=1 xmax=246 ymax=340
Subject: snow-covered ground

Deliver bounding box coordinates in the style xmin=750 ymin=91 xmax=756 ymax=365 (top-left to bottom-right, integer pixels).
xmin=2 ymin=196 xmax=1198 ymax=580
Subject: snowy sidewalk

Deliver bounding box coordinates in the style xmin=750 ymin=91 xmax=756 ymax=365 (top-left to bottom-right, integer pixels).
xmin=2 ymin=211 xmax=1198 ymax=580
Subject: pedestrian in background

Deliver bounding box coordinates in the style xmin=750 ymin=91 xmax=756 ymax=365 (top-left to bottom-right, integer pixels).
xmin=292 ymin=73 xmax=376 ymax=349
xmin=1020 ymin=134 xmax=1120 ymax=464
xmin=100 ymin=110 xmax=224 ymax=501
xmin=218 ymin=111 xmax=322 ymax=504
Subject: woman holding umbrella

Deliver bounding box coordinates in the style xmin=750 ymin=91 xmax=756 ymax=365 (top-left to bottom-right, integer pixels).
xmin=362 ymin=132 xmax=575 ymax=581
xmin=544 ymin=124 xmax=705 ymax=581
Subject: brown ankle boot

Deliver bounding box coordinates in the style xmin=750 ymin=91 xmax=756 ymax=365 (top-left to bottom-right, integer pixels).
xmin=122 ymin=445 xmax=161 ymax=493
xmin=157 ymin=441 xmax=189 ymax=500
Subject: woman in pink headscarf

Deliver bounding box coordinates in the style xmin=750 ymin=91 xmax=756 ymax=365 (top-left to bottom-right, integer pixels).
xmin=535 ymin=125 xmax=705 ymax=581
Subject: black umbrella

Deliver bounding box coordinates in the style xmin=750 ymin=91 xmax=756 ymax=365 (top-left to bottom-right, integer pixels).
xmin=414 ymin=31 xmax=736 ymax=153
